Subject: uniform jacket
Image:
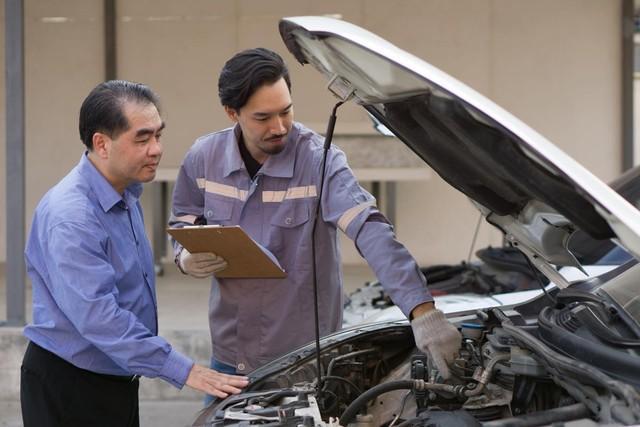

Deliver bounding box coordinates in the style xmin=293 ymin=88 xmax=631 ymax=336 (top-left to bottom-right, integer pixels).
xmin=171 ymin=122 xmax=431 ymax=372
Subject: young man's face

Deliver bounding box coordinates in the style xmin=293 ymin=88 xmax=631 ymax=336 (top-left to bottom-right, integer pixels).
xmin=225 ymin=77 xmax=294 ymax=164
xmin=99 ymin=101 xmax=164 ymax=193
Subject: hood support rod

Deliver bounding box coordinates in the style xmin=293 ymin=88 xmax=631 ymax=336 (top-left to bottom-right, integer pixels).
xmin=311 ymin=100 xmax=344 ymax=395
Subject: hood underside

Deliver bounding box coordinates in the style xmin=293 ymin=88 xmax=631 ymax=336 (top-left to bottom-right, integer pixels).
xmin=279 ymin=16 xmax=640 ymax=269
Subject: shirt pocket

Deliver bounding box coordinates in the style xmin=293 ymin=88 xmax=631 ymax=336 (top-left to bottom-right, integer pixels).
xmin=204 ymin=194 xmax=234 ymax=225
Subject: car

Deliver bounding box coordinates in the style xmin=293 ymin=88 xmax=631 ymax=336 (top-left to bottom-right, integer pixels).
xmin=191 ymin=16 xmax=640 ymax=426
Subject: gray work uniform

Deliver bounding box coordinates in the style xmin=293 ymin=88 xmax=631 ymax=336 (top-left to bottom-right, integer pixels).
xmin=171 ymin=122 xmax=432 ymax=373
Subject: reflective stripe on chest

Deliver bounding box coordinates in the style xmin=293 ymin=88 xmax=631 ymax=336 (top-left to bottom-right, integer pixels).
xmin=262 ymin=185 xmax=318 ymax=202
xmin=197 ymin=178 xmax=248 ymax=201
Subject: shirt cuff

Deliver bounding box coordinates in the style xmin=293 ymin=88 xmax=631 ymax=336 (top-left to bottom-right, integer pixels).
xmin=159 ymin=349 xmax=194 ymax=389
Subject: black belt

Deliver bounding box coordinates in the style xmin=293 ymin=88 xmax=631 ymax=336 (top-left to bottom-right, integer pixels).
xmin=94 ymin=371 xmax=140 ymax=383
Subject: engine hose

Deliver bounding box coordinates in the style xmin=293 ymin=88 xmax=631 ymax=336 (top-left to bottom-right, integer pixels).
xmin=340 ymin=356 xmax=510 ymax=426
xmin=464 ymin=353 xmax=510 ymax=397
xmin=498 ymin=315 xmax=640 ymax=421
xmin=325 ymin=348 xmax=378 ymax=379
xmin=340 ymin=380 xmax=415 ymax=426
xmin=481 ymin=402 xmax=590 ymax=427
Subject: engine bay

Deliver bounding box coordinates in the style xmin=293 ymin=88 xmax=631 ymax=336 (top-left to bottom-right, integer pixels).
xmin=192 ymin=284 xmax=640 ymax=427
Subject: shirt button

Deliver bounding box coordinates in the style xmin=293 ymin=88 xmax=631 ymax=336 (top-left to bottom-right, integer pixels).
xmin=206 ymin=210 xmax=213 ymax=218
xmin=237 ymin=363 xmax=245 ymax=371
xmin=284 ymin=217 xmax=293 ymax=225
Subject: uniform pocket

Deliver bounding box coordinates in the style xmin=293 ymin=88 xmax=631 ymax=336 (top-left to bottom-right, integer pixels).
xmin=270 ymin=200 xmax=310 ymax=228
xmin=266 ymin=201 xmax=312 ymax=265
xmin=204 ymin=195 xmax=234 ymax=224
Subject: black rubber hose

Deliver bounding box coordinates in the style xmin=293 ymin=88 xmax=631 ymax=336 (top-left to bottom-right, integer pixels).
xmin=573 ymin=304 xmax=640 ymax=347
xmin=499 ymin=316 xmax=640 ymax=420
xmin=322 ymin=375 xmax=363 ymax=395
xmin=340 ymin=380 xmax=414 ymax=426
xmin=481 ymin=402 xmax=590 ymax=427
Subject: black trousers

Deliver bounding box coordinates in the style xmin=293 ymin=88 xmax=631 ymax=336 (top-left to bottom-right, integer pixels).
xmin=21 ymin=341 xmax=140 ymax=427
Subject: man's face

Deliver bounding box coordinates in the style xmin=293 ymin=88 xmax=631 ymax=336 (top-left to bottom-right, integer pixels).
xmin=225 ymin=77 xmax=293 ymax=164
xmin=101 ymin=101 xmax=164 ymax=193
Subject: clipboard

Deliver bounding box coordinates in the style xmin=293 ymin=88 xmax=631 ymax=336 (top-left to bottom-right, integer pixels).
xmin=167 ymin=225 xmax=287 ymax=279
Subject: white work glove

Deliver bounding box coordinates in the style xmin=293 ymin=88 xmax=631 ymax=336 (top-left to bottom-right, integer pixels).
xmin=411 ymin=308 xmax=462 ymax=380
xmin=178 ymin=248 xmax=228 ymax=278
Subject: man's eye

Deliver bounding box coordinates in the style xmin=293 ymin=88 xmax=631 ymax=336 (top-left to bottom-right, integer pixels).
xmin=255 ymin=117 xmax=268 ymax=122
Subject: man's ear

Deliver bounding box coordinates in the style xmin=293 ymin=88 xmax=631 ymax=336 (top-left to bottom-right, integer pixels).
xmin=92 ymin=132 xmax=110 ymax=159
xmin=224 ymin=106 xmax=239 ymax=122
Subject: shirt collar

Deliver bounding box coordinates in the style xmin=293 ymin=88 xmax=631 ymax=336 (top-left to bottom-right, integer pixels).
xmin=223 ymin=123 xmax=300 ymax=179
xmin=78 ymin=152 xmax=143 ymax=212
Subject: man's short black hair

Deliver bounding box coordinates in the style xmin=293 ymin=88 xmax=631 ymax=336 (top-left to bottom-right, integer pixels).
xmin=218 ymin=48 xmax=291 ymax=111
xmin=79 ymin=80 xmax=160 ymax=150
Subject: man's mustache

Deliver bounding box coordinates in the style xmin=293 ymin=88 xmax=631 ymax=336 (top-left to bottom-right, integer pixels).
xmin=265 ymin=133 xmax=287 ymax=141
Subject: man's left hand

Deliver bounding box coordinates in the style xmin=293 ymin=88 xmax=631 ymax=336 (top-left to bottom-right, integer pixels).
xmin=410 ymin=306 xmax=462 ymax=380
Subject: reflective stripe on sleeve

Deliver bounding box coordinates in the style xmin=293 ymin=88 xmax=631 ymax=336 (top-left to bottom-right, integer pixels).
xmin=337 ymin=201 xmax=376 ymax=232
xmin=262 ymin=185 xmax=317 ymax=203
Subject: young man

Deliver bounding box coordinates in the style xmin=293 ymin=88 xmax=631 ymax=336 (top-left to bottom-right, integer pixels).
xmin=21 ymin=80 xmax=248 ymax=427
xmin=171 ymin=49 xmax=461 ymax=379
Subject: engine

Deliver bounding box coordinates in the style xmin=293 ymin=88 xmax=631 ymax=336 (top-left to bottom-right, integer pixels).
xmin=192 ymin=303 xmax=640 ymax=427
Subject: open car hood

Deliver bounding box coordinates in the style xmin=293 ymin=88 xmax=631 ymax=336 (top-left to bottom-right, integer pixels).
xmin=279 ymin=16 xmax=640 ymax=287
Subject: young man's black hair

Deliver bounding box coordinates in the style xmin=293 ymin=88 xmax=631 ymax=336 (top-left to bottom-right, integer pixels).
xmin=218 ymin=48 xmax=292 ymax=111
xmin=78 ymin=80 xmax=160 ymax=150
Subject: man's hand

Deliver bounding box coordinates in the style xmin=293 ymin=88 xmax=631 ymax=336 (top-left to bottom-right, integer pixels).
xmin=185 ymin=364 xmax=249 ymax=398
xmin=179 ymin=248 xmax=227 ymax=278
xmin=410 ymin=304 xmax=462 ymax=379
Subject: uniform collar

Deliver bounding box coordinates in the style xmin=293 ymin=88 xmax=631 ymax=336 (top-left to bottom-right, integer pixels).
xmin=221 ymin=125 xmax=247 ymax=178
xmin=223 ymin=123 xmax=300 ymax=179
xmin=78 ymin=152 xmax=143 ymax=212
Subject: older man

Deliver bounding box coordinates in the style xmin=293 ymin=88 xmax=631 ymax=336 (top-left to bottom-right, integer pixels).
xmin=21 ymin=80 xmax=248 ymax=427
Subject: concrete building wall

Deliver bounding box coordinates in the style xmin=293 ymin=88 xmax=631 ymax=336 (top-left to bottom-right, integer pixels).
xmin=0 ymin=0 xmax=624 ymax=266
xmin=0 ymin=0 xmax=104 ymax=262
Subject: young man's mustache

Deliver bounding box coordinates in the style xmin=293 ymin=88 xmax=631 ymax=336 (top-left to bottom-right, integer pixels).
xmin=265 ymin=134 xmax=287 ymax=141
